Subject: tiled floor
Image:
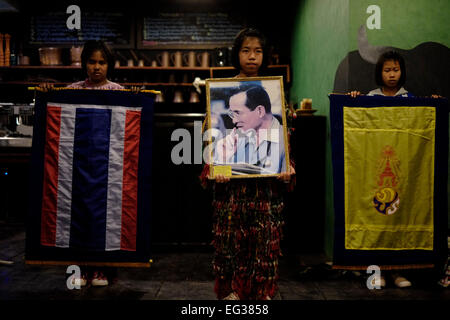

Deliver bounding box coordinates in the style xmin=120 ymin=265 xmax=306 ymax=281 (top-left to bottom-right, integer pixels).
xmin=0 ymin=221 xmax=448 ymax=301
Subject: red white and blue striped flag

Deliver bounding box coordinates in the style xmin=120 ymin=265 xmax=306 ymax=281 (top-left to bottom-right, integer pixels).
xmin=26 ymin=89 xmax=154 ymax=263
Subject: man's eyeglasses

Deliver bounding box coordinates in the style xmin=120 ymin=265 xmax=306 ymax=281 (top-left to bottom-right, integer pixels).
xmin=227 ymin=109 xmax=253 ymax=119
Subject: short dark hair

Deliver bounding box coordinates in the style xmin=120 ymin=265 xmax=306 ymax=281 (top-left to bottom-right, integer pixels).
xmin=231 ymin=28 xmax=269 ymax=74
xmin=375 ymin=50 xmax=406 ymax=87
xmin=81 ymin=40 xmax=116 ymax=78
xmin=239 ymin=85 xmax=272 ymax=114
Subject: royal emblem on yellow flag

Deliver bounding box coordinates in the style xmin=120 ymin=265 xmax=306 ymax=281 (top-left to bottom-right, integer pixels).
xmin=343 ymin=106 xmax=435 ymax=251
xmin=373 ymin=146 xmax=400 ymax=216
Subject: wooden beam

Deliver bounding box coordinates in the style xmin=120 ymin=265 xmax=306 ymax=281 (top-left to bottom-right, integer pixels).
xmin=25 ymin=260 xmax=152 ymax=268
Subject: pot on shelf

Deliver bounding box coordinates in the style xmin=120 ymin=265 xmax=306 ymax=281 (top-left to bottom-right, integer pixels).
xmin=70 ymin=46 xmax=82 ymax=66
xmin=38 ymin=47 xmax=62 ymax=66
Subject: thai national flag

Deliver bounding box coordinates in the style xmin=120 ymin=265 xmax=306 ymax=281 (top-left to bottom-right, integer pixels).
xmin=40 ymin=103 xmax=142 ymax=251
xmin=26 ymin=90 xmax=154 ymax=260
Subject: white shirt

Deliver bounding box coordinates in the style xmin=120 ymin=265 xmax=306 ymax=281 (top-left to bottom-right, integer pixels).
xmin=214 ymin=116 xmax=286 ymax=174
xmin=367 ymin=87 xmax=411 ymax=97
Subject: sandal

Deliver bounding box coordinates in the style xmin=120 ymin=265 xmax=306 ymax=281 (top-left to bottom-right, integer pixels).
xmin=70 ymin=272 xmax=87 ymax=288
xmin=369 ymin=274 xmax=386 ymax=288
xmin=223 ymin=292 xmax=240 ymax=300
xmin=392 ymin=273 xmax=411 ymax=288
xmin=91 ymin=271 xmax=109 ymax=287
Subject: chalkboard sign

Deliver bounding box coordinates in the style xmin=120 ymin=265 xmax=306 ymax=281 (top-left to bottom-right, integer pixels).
xmin=140 ymin=13 xmax=244 ymax=49
xmin=28 ymin=12 xmax=133 ymax=48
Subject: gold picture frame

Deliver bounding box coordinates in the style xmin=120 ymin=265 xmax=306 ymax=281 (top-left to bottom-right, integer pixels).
xmin=205 ymin=76 xmax=290 ymax=178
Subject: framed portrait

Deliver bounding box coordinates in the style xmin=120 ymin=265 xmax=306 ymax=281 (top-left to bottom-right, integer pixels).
xmin=205 ymin=76 xmax=290 ymax=178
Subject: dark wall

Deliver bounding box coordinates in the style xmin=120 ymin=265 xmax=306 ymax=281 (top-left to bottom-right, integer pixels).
xmin=1 ymin=0 xmax=299 ymax=66
xmin=334 ymin=42 xmax=450 ymax=98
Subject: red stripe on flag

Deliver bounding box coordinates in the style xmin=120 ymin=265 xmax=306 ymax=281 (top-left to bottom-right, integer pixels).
xmin=120 ymin=110 xmax=141 ymax=251
xmin=40 ymin=106 xmax=61 ymax=246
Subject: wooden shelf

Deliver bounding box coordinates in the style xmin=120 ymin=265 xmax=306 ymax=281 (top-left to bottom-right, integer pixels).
xmin=0 ymin=65 xmax=291 ymax=99
xmin=0 ymin=81 xmax=72 ymax=85
xmin=120 ymin=82 xmax=195 ymax=87
xmin=1 ymin=66 xmax=209 ymax=71
xmin=0 ymin=81 xmax=196 ymax=87
xmin=0 ymin=65 xmax=287 ymax=73
xmin=0 ymin=65 xmax=80 ymax=69
xmin=116 ymin=66 xmax=211 ymax=71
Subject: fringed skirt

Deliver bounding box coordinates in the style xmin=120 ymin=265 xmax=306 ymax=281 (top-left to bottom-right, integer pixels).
xmin=211 ymin=180 xmax=285 ymax=300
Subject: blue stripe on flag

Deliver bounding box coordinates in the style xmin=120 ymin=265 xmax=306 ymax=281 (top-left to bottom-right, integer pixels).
xmin=70 ymin=108 xmax=112 ymax=251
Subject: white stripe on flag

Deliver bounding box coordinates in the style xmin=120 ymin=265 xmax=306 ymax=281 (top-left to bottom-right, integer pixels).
xmin=48 ymin=103 xmax=142 ymax=251
xmin=55 ymin=106 xmax=76 ymax=248
xmin=105 ymin=108 xmax=127 ymax=251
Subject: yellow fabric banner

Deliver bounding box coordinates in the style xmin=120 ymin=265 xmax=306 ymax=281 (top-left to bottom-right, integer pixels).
xmin=344 ymin=106 xmax=435 ymax=250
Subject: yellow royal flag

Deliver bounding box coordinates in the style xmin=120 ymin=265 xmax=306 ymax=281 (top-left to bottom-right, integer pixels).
xmin=343 ymin=106 xmax=435 ymax=250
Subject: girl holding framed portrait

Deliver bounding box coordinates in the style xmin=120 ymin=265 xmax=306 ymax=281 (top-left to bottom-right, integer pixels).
xmin=200 ymin=28 xmax=296 ymax=300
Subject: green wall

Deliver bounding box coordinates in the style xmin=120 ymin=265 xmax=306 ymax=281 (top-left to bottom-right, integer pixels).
xmin=290 ymin=0 xmax=350 ymax=257
xmin=349 ymin=0 xmax=450 ymax=50
xmin=290 ymin=0 xmax=449 ymax=258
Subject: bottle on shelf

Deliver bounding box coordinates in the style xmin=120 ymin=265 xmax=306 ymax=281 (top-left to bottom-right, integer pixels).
xmin=0 ymin=34 xmax=4 ymax=67
xmin=10 ymin=40 xmax=17 ymax=66
xmin=4 ymin=34 xmax=10 ymax=66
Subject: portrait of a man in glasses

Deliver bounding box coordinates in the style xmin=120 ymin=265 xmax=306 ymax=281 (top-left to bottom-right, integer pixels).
xmin=208 ymin=80 xmax=287 ymax=176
